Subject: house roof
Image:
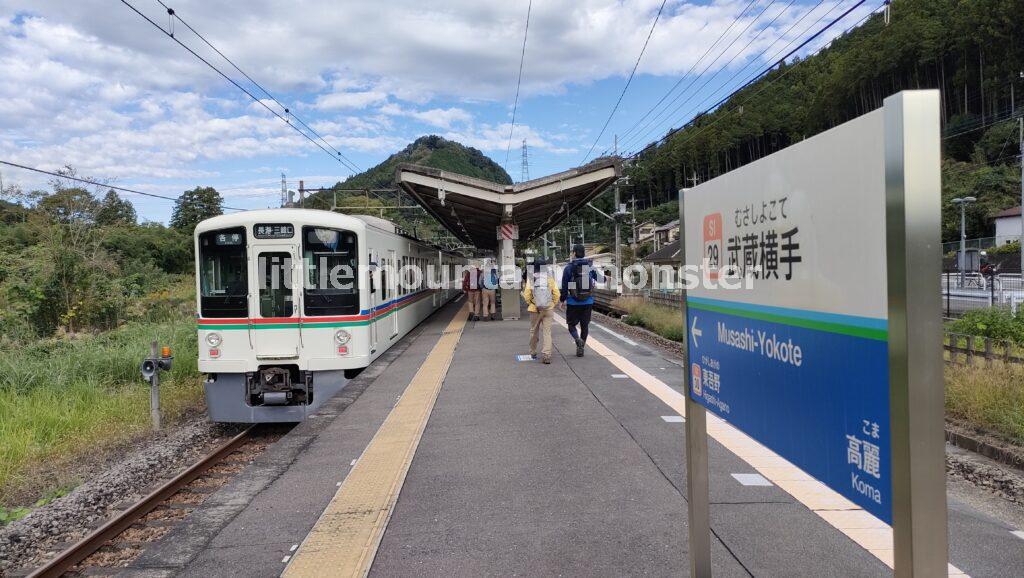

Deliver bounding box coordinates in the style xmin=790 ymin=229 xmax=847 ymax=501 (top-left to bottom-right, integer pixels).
xmin=643 ymin=239 xmax=682 ymax=263
xmin=993 ymin=206 xmax=1022 ymax=219
xmin=654 ymin=219 xmax=679 ymax=232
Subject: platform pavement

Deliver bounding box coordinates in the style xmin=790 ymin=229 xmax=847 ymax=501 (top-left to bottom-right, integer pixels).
xmin=127 ymin=298 xmax=1024 ymax=577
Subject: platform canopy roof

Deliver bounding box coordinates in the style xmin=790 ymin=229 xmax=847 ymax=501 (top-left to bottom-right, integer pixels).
xmin=396 ymin=158 xmax=621 ymax=250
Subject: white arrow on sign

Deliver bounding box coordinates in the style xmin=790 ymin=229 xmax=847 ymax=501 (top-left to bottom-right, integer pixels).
xmin=691 ymin=316 xmax=702 ymax=348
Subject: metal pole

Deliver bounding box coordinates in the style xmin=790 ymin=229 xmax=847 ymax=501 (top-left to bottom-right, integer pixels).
xmin=149 ymin=340 xmax=161 ymax=431
xmin=884 ymin=90 xmax=947 ymax=578
xmin=614 ymin=182 xmax=622 ymax=293
xmin=959 ymin=201 xmax=966 ymax=287
xmin=679 ymin=187 xmax=711 ymax=577
xmin=1019 ymin=117 xmax=1023 ymax=276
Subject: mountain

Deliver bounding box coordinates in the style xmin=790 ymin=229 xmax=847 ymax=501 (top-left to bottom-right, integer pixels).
xmin=305 ymin=136 xmax=511 ymax=241
xmin=334 ymin=135 xmax=510 ymax=192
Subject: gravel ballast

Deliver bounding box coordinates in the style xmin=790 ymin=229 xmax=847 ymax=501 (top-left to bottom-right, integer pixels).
xmin=0 ymin=415 xmax=241 ymax=575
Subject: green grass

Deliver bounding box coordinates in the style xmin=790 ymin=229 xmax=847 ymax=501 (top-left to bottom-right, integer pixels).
xmin=613 ymin=297 xmax=686 ymax=342
xmin=0 ymin=315 xmax=203 ymax=508
xmin=946 ymin=363 xmax=1024 ymax=443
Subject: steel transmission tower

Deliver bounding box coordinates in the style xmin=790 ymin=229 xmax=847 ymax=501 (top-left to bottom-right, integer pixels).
xmin=520 ymin=140 xmax=530 ymax=182
xmin=280 ymin=173 xmax=287 ymax=207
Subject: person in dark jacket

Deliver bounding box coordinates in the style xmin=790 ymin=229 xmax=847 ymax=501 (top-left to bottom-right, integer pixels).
xmin=560 ymin=244 xmax=604 ymax=357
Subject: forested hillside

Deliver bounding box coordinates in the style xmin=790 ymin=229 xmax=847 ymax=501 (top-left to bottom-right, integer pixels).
xmin=303 ymin=136 xmax=511 ymax=242
xmin=610 ymin=0 xmax=1023 ymax=243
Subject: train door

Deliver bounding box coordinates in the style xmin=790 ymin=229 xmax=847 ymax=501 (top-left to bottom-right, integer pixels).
xmin=368 ymin=249 xmax=379 ymax=354
xmin=388 ymin=249 xmax=399 ymax=338
xmin=251 ymin=245 xmax=300 ymax=360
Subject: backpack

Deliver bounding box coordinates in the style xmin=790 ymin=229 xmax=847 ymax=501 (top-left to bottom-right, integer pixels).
xmin=570 ymin=261 xmax=593 ymax=301
xmin=532 ymin=273 xmax=552 ymax=309
xmin=487 ymin=268 xmax=499 ymax=289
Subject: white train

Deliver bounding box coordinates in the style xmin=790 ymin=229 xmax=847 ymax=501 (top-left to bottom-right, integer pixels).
xmin=194 ymin=209 xmax=465 ymax=422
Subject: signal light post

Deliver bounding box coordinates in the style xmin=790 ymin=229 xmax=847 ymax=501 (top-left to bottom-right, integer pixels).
xmin=141 ymin=341 xmax=174 ymax=431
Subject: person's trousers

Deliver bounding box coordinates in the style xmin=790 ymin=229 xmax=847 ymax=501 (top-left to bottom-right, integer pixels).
xmin=467 ymin=290 xmax=481 ymax=315
xmin=566 ymin=304 xmax=593 ymax=342
xmin=529 ymin=308 xmax=554 ymax=356
xmin=480 ymin=289 xmax=496 ymax=316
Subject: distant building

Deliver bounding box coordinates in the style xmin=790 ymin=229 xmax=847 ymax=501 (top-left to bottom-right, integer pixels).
xmin=641 ymin=240 xmax=682 ymax=290
xmin=653 ymin=219 xmax=680 ymax=251
xmin=635 ymin=221 xmax=657 ymax=245
xmin=993 ymin=206 xmax=1022 ymax=246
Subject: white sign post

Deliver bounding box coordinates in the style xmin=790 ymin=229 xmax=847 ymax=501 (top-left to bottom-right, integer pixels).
xmin=680 ymin=90 xmax=946 ymax=576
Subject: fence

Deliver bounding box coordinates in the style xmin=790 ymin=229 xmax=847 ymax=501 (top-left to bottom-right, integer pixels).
xmin=941 ymin=271 xmax=1024 ymax=318
xmin=944 ymin=333 xmax=1024 ymax=367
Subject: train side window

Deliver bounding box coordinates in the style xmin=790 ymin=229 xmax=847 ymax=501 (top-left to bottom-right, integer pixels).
xmin=302 ymin=227 xmax=359 ymax=316
xmin=198 ymin=227 xmax=248 ymax=318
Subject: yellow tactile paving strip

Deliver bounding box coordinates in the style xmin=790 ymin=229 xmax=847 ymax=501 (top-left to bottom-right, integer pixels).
xmin=555 ymin=315 xmax=968 ymax=577
xmin=282 ymin=303 xmax=468 ymax=578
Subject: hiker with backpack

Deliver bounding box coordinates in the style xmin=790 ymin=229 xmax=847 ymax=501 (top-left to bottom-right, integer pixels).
xmin=480 ymin=259 xmax=499 ymax=321
xmin=463 ymin=264 xmax=482 ymax=321
xmin=521 ymin=257 xmax=560 ymax=364
xmin=560 ymin=244 xmax=604 ymax=357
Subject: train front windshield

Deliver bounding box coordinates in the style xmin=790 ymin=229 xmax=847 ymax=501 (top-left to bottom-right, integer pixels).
xmin=199 ymin=228 xmax=248 ymax=318
xmin=303 ymin=227 xmax=359 ymax=316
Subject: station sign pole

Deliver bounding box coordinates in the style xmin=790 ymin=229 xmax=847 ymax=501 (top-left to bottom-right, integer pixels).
xmin=884 ymin=91 xmax=947 ymax=577
xmin=679 ymin=188 xmax=712 ymax=577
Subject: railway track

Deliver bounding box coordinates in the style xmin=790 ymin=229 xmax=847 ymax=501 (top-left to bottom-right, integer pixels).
xmin=24 ymin=425 xmax=289 ymax=577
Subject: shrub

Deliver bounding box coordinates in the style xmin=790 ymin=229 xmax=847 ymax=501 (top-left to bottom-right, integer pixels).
xmin=947 ymin=308 xmax=1024 ymax=344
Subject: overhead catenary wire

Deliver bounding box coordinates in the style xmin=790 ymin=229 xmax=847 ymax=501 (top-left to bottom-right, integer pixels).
xmin=152 ymin=0 xmax=362 ymax=174
xmin=622 ymin=0 xmax=802 ymax=153
xmin=620 ymin=0 xmax=823 ymax=154
xmin=615 ymin=0 xmax=780 ymax=154
xmin=580 ymin=0 xmax=669 ymax=164
xmin=119 ymin=0 xmax=360 ymax=175
xmin=504 ymin=0 xmax=533 ymax=172
xmin=0 ymin=159 xmax=246 ymax=211
xmin=611 ymin=0 xmax=759 ymax=151
xmin=625 ymin=0 xmax=875 ymax=161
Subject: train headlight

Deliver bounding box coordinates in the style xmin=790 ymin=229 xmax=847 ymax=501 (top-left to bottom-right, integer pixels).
xmin=205 ymin=332 xmax=222 ymax=347
xmin=334 ymin=329 xmax=351 ymax=345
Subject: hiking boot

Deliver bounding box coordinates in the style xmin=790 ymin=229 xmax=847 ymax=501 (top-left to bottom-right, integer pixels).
xmin=542 ymin=355 xmax=551 ymax=364
xmin=530 ymin=352 xmax=538 ymax=360
xmin=575 ymin=338 xmax=584 ymax=357
xmin=490 ymin=313 xmax=497 ymax=321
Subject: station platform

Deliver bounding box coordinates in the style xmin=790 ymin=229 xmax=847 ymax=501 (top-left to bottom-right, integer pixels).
xmin=127 ymin=298 xmax=1024 ymax=577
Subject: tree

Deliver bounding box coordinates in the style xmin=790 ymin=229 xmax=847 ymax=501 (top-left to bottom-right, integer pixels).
xmin=37 ymin=187 xmax=100 ymax=225
xmin=95 ymin=190 xmax=137 ymax=226
xmin=170 ymin=186 xmax=223 ymax=232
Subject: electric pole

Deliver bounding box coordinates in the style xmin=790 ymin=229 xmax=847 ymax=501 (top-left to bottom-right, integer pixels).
xmin=1019 ymin=116 xmax=1023 ymax=276
xmin=614 ymin=136 xmax=622 ymax=293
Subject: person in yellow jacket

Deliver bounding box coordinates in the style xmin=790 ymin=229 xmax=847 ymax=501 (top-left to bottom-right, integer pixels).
xmin=521 ymin=258 xmax=560 ymax=364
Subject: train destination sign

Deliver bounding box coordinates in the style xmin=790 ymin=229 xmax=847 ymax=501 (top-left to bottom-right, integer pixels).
xmin=682 ymin=91 xmax=944 ymax=537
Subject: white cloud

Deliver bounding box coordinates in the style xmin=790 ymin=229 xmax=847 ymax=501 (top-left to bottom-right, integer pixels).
xmin=314 ymin=90 xmax=388 ymax=110
xmin=380 ymin=104 xmax=473 ymax=129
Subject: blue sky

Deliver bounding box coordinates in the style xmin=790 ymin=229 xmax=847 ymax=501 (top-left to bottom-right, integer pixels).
xmin=0 ymin=0 xmax=878 ymax=222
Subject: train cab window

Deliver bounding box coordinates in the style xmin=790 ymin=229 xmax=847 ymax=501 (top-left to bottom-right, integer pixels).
xmin=198 ymin=228 xmax=248 ymax=318
xmin=258 ymin=252 xmax=293 ymax=318
xmin=303 ymin=227 xmax=359 ymax=316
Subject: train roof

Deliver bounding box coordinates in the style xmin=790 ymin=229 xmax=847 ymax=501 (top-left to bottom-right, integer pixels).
xmin=194 ymin=208 xmax=464 ymax=257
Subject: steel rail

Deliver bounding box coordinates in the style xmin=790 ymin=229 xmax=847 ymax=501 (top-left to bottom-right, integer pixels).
xmin=27 ymin=426 xmax=255 ymax=578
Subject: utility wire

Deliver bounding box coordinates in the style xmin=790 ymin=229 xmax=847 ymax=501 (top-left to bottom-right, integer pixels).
xmin=626 ymin=0 xmax=874 ymax=160
xmin=119 ymin=0 xmax=360 ymax=174
xmin=0 ymin=159 xmax=245 ymax=211
xmin=622 ymin=0 xmax=819 ymax=153
xmin=621 ymin=0 xmax=795 ymax=153
xmin=504 ymin=0 xmax=533 ymax=171
xmin=152 ymin=0 xmax=362 ymax=173
xmin=613 ymin=0 xmax=758 ymax=150
xmin=616 ymin=0 xmax=775 ymax=153
xmin=580 ymin=0 xmax=669 ymax=164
